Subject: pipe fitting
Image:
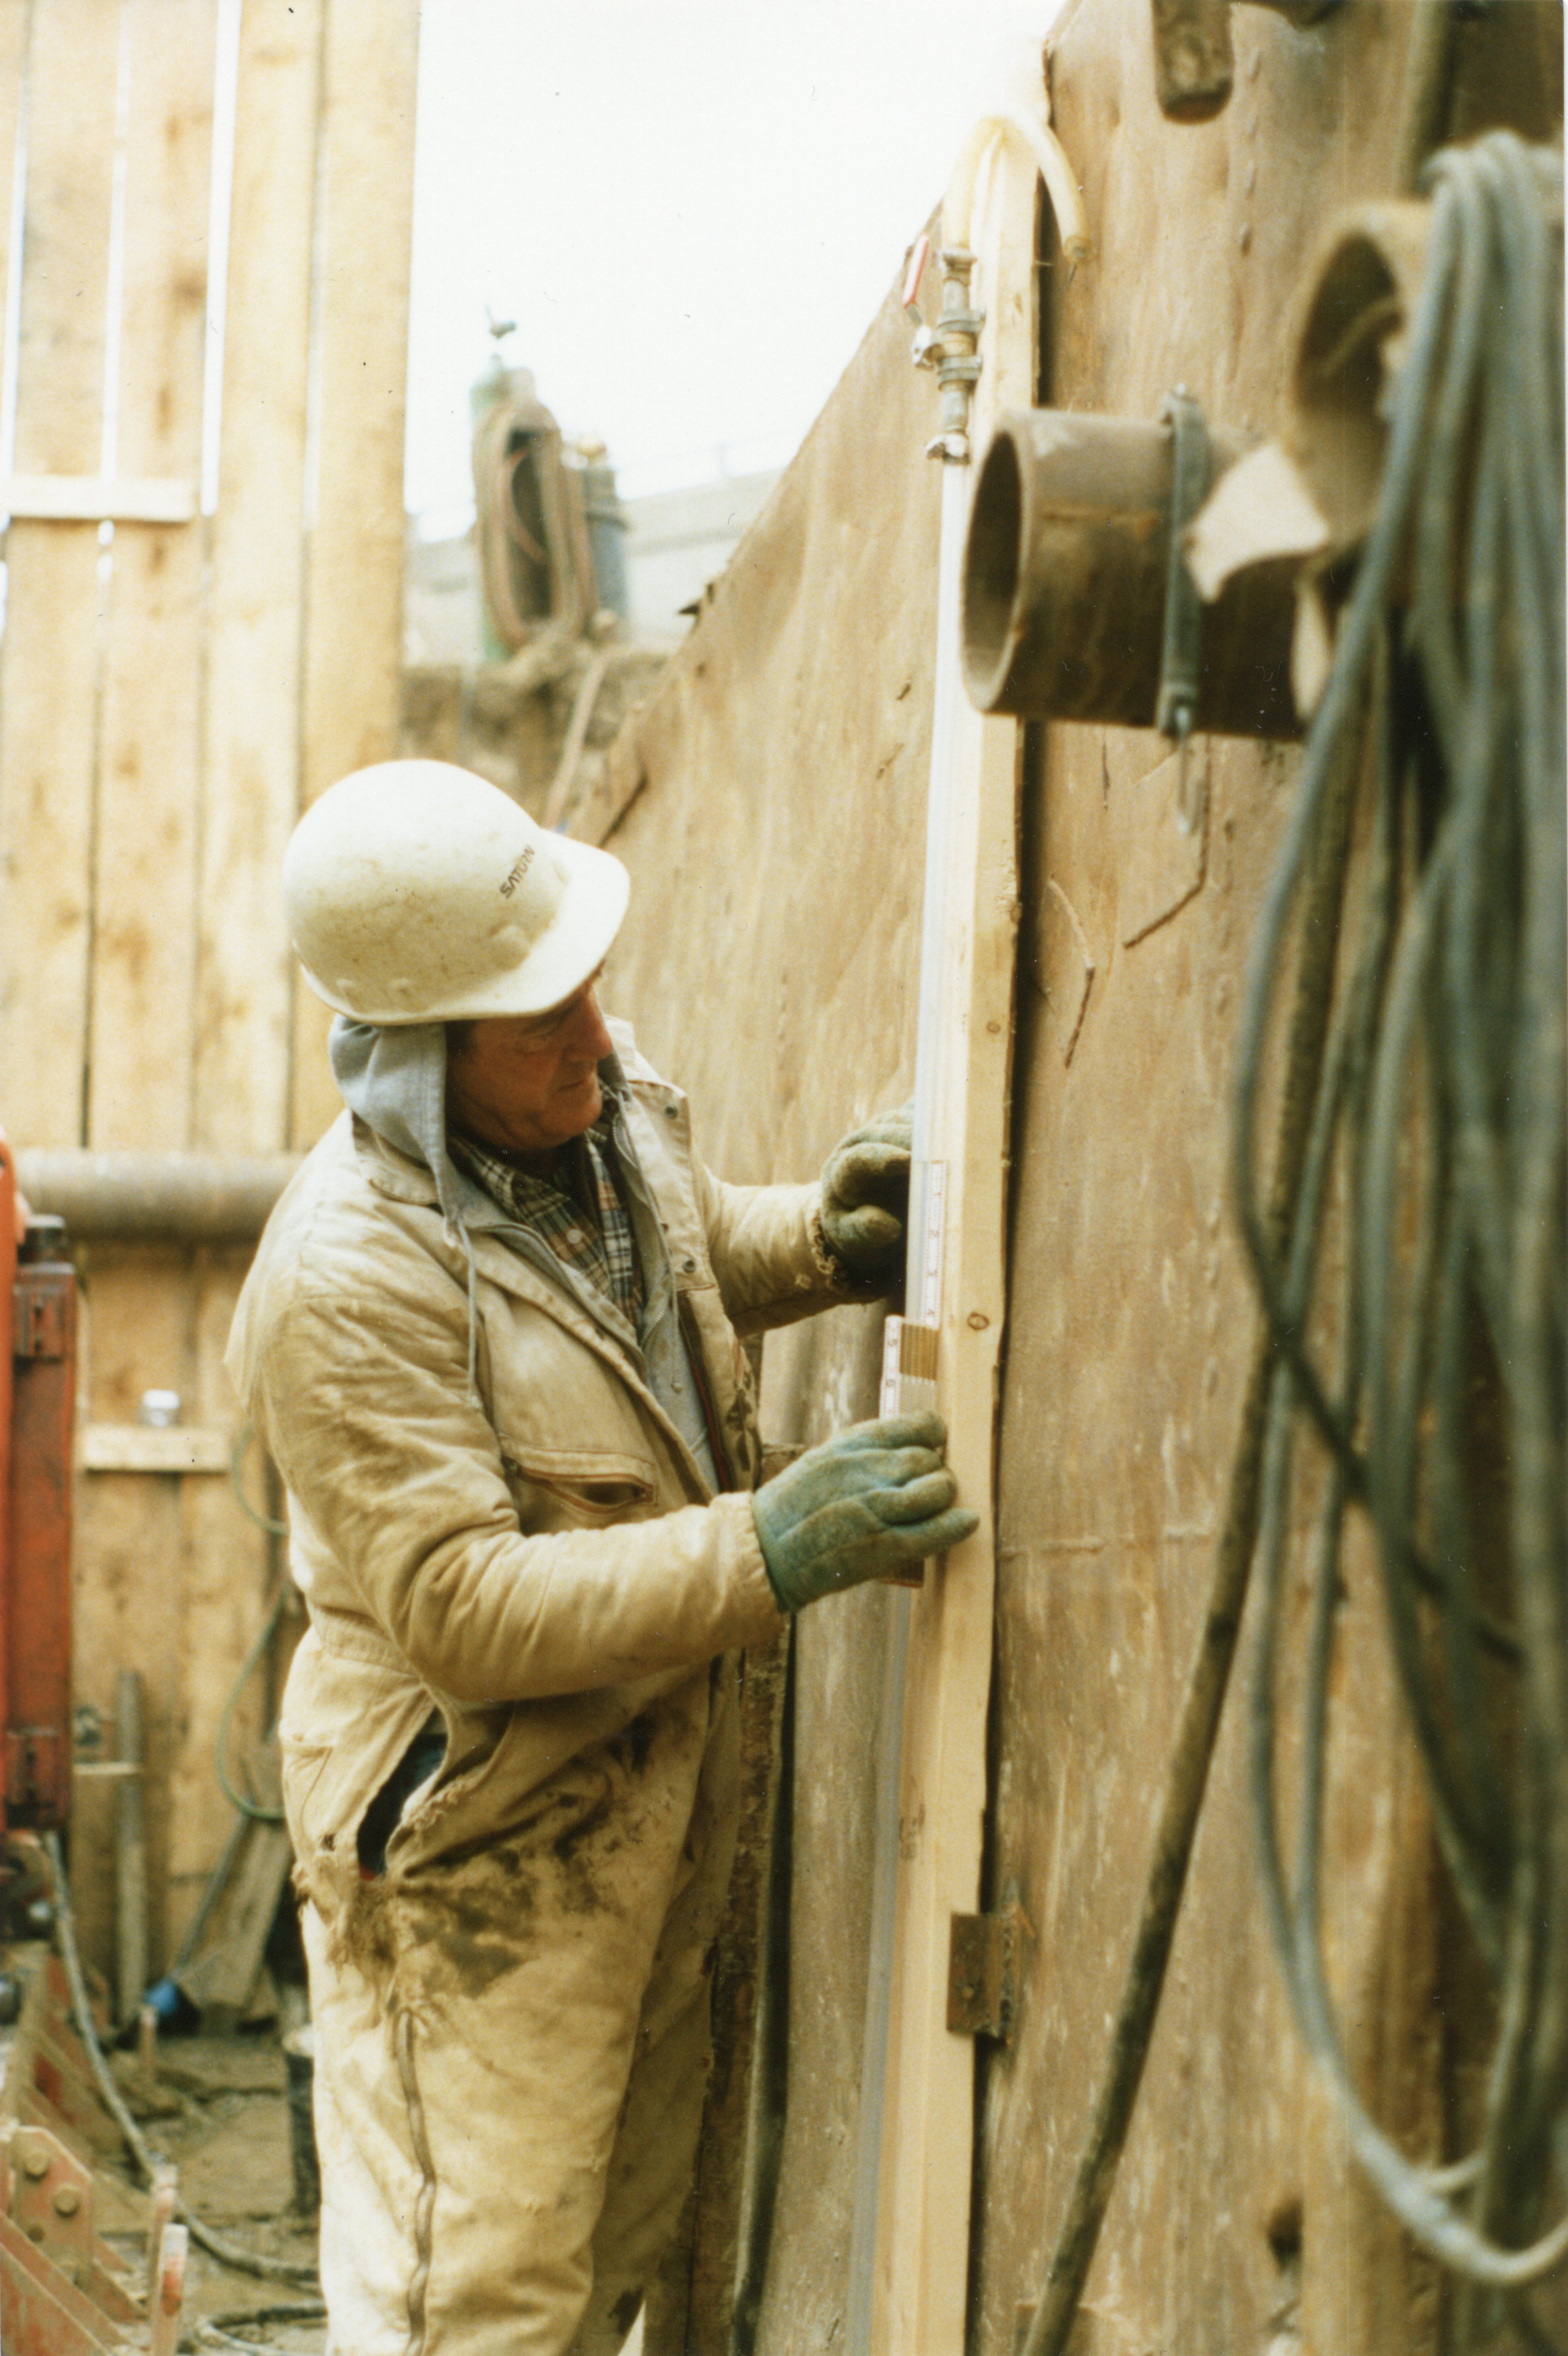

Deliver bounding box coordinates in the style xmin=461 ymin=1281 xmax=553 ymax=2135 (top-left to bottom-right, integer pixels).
xmin=918 ymin=248 xmax=985 ymax=465
xmin=960 ymin=408 xmax=1301 ymax=737
xmin=1152 ymin=0 xmax=1345 ymax=127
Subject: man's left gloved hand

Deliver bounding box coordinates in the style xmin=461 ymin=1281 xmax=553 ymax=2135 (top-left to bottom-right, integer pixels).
xmin=819 ymin=1102 xmax=912 ymax=1284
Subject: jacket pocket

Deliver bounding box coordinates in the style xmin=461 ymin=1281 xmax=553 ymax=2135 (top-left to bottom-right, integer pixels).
xmin=498 ymin=1444 xmax=658 ymax=1524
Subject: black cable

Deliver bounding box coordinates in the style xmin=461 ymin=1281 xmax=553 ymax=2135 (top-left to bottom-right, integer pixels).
xmin=1243 ymin=133 xmax=1567 ymax=2317
xmin=189 ymin=2305 xmax=327 ymax=2352
xmin=1025 ymin=126 xmax=1565 ymax=2356
xmin=1019 ymin=607 xmax=1363 ymax=2356
xmin=41 ymin=1834 xmax=319 ymax=2290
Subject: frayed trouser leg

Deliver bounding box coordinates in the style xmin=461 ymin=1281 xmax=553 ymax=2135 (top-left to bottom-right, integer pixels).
xmin=573 ymin=1671 xmax=740 ymax=2353
xmin=306 ymin=1668 xmax=740 ymax=2356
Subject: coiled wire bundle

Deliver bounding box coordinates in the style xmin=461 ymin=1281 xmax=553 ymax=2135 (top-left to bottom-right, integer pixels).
xmin=1235 ymin=131 xmax=1566 ymax=2335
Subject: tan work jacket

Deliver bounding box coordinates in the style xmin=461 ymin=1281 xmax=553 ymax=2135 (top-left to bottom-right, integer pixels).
xmin=227 ymin=1030 xmax=853 ymax=1918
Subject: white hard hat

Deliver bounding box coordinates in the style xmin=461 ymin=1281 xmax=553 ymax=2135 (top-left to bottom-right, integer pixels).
xmin=283 ymin=760 xmax=630 ymax=1024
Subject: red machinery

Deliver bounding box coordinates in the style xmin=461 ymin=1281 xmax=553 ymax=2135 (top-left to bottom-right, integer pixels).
xmin=0 ymin=1135 xmax=187 ymax=2354
xmin=1 ymin=1134 xmax=77 ymax=1833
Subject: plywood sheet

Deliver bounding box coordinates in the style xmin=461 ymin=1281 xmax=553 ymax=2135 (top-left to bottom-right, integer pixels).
xmin=589 ymin=5 xmax=1562 ymax=2347
xmin=970 ymin=5 xmax=1497 ymax=2351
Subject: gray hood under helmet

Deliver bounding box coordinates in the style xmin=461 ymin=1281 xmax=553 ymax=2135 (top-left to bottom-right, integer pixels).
xmin=327 ymin=1016 xmax=719 ymax=1490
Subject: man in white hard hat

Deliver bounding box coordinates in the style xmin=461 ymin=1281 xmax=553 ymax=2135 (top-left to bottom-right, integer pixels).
xmin=228 ymin=760 xmax=975 ymax=2356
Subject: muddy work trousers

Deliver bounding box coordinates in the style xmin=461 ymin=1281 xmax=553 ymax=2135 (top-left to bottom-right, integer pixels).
xmin=302 ymin=1669 xmax=738 ymax=2355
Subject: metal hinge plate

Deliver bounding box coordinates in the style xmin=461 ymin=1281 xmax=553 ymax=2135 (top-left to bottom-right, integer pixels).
xmin=13 ymin=1275 xmax=67 ymax=1360
xmin=946 ymin=1898 xmax=1031 ymax=2042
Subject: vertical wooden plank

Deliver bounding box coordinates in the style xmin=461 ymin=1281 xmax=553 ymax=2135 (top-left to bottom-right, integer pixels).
xmin=71 ymin=1249 xmax=191 ymax=1974
xmin=88 ymin=0 xmax=221 ymax=1949
xmin=872 ymin=142 xmax=1034 ymax=2356
xmin=166 ymin=1248 xmax=273 ymax=1961
xmin=72 ymin=1248 xmax=272 ymax=1979
xmin=61 ymin=0 xmax=238 ymax=1993
xmin=0 ymin=0 xmax=120 ymax=1145
xmin=193 ymin=0 xmax=324 ymax=1155
xmin=0 ymin=1 xmax=31 ymax=417
xmin=90 ymin=0 xmax=217 ymax=1150
xmin=290 ymin=0 xmax=420 ymax=1148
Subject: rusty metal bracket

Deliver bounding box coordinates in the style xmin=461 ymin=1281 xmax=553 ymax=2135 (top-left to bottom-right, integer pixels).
xmin=3 ymin=2120 xmax=151 ymax=2336
xmin=1155 ymin=388 xmax=1213 ymax=745
xmin=946 ymin=1898 xmax=1031 ymax=2042
xmin=0 ymin=1955 xmax=186 ymax=2351
xmin=10 ymin=2123 xmax=98 ymax=2285
xmin=13 ymin=1272 xmax=69 ymax=1361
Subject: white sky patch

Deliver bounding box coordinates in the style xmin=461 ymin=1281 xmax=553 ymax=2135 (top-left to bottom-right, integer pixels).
xmin=405 ymin=0 xmax=1065 ymax=532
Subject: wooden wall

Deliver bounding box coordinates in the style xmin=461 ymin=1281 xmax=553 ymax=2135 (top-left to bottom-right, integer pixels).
xmin=0 ymin=0 xmax=420 ymax=1978
xmin=579 ymin=3 xmax=1563 ymax=2350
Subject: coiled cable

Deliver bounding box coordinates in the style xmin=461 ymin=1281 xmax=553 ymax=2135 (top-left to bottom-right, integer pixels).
xmin=1237 ymin=133 xmax=1566 ymax=2327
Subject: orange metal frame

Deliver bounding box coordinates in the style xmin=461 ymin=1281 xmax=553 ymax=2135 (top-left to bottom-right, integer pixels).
xmin=0 ymin=1136 xmax=77 ymax=1834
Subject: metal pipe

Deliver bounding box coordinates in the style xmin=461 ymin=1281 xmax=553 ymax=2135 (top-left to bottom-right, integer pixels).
xmin=579 ymin=453 xmax=629 ymax=619
xmin=1152 ymin=0 xmax=1344 ymax=127
xmin=14 ymin=1151 xmax=302 ymax=1244
xmin=115 ymin=1668 xmax=148 ymax=2030
xmin=1152 ymin=0 xmax=1234 ymax=123
xmin=960 ymin=408 xmax=1301 ymax=739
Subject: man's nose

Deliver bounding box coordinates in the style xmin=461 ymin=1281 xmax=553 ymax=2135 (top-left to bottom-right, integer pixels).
xmin=566 ymin=988 xmax=614 ymax=1063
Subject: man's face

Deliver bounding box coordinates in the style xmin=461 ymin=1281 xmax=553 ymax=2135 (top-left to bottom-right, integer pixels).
xmin=445 ymin=974 xmax=614 ymax=1157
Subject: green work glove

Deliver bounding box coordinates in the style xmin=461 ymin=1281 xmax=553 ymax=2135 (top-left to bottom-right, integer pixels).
xmin=820 ymin=1103 xmax=913 ymax=1283
xmin=752 ymin=1412 xmax=978 ymax=1612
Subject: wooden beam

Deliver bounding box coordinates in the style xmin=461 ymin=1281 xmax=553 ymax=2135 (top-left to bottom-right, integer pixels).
xmin=4 ymin=475 xmax=198 ymax=523
xmin=170 ymin=1251 xmax=278 ymax=1933
xmin=869 ymin=142 xmax=1036 ymax=2356
xmin=194 ymin=0 xmax=324 ymax=1154
xmin=0 ymin=0 xmax=119 ymax=1145
xmin=91 ymin=0 xmax=218 ymax=1152
xmin=290 ymin=0 xmax=421 ymax=1149
xmin=79 ymin=1427 xmax=232 ymax=1475
xmin=71 ymin=1248 xmax=193 ymax=1976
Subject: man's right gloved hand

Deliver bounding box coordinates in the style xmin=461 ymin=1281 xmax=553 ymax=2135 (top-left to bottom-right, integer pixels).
xmin=752 ymin=1412 xmax=979 ymax=1613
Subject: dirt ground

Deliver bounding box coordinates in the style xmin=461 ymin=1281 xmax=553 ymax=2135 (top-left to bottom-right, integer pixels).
xmin=96 ymin=2034 xmax=325 ymax=2355
xmin=7 ymin=1974 xmax=649 ymax=2353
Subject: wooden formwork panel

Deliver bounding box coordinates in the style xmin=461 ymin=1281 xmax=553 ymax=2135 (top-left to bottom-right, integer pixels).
xmin=976 ymin=5 xmax=1562 ymax=2355
xmin=585 ymin=3 xmax=1564 ymax=2352
xmin=0 ymin=0 xmax=119 ymax=1151
xmin=0 ymin=0 xmax=418 ymax=1981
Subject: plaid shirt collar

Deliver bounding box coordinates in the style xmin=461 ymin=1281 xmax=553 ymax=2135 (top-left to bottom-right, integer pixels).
xmin=450 ymin=1114 xmax=644 ymax=1329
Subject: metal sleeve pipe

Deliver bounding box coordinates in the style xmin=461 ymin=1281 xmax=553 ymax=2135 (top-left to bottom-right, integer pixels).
xmin=960 ymin=408 xmax=1301 ymax=739
xmin=1152 ymin=0 xmax=1235 ymax=123
xmin=1152 ymin=0 xmax=1344 ymax=125
xmin=14 ymin=1151 xmax=302 ymax=1244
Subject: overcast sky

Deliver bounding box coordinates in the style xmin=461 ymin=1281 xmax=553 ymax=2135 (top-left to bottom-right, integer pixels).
xmin=405 ymin=0 xmax=1064 ymax=527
